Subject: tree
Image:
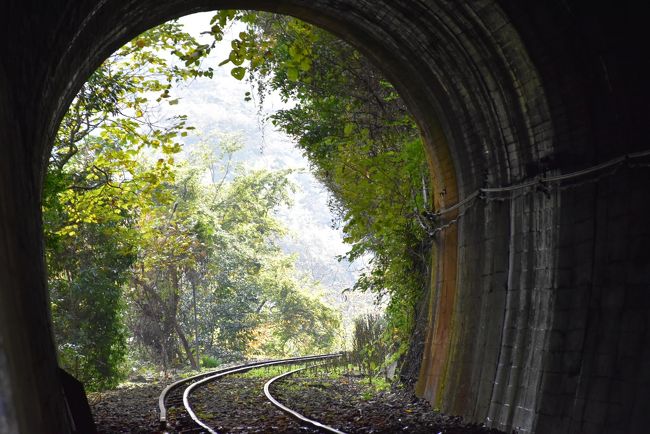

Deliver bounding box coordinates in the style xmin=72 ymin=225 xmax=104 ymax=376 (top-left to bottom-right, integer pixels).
xmin=48 ymin=17 xmax=346 ymax=388
xmin=127 ymin=139 xmax=342 ymax=367
xmin=45 ymin=20 xmax=211 ymax=389
xmin=211 ymin=11 xmax=432 ymax=353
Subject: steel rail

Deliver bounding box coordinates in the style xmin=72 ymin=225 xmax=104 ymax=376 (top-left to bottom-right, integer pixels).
xmin=181 ymin=353 xmax=342 ymax=434
xmin=264 ymin=364 xmax=348 ymax=434
xmin=159 ymin=363 xmax=240 ymax=428
xmin=159 ymin=355 xmax=337 ymax=429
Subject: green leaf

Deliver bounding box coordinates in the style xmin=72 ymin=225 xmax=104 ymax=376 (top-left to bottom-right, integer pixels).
xmin=286 ymin=67 xmax=299 ymax=81
xmin=299 ymin=59 xmax=311 ymax=72
xmin=231 ymin=67 xmax=246 ymax=81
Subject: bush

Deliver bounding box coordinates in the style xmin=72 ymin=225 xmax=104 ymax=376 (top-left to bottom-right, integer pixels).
xmin=351 ymin=314 xmax=389 ymax=382
xmin=201 ymin=355 xmax=222 ymax=368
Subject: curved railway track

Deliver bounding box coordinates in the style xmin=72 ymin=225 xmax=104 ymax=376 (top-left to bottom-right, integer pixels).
xmin=264 ymin=364 xmax=346 ymax=434
xmin=159 ymin=353 xmax=346 ymax=433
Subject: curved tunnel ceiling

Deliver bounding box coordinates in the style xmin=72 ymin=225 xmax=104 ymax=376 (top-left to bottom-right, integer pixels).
xmin=40 ymin=3 xmax=552 ymax=432
xmin=1 ymin=1 xmax=648 ymax=433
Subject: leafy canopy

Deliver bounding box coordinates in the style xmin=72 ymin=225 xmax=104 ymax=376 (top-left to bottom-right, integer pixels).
xmin=209 ymin=11 xmax=434 ymax=358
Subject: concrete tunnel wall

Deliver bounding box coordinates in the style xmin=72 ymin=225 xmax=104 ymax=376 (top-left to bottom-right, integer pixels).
xmin=0 ymin=1 xmax=648 ymax=433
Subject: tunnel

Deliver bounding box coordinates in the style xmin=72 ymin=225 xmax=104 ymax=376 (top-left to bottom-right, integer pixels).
xmin=1 ymin=1 xmax=649 ymax=433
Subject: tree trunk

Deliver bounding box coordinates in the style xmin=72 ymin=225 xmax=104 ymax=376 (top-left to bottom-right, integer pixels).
xmin=175 ymin=323 xmax=198 ymax=370
xmin=191 ymin=279 xmax=200 ymax=370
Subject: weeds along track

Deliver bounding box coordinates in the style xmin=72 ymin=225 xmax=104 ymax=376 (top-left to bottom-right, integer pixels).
xmin=158 ymin=353 xmax=343 ymax=433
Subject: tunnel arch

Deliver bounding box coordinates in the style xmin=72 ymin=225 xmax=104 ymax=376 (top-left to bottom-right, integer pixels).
xmin=43 ymin=3 xmax=557 ymax=431
xmin=1 ymin=1 xmax=649 ymax=434
xmin=47 ymin=2 xmax=551 ymax=428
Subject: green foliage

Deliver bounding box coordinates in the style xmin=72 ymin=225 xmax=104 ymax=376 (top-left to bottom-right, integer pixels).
xmin=46 ymin=21 xmax=210 ymax=389
xmin=47 ymin=19 xmax=341 ymax=388
xmin=200 ymin=355 xmax=222 ymax=368
xmin=49 ymin=13 xmax=428 ymax=391
xmin=359 ymin=375 xmax=391 ymax=396
xmin=127 ymin=140 xmax=342 ymax=366
xmin=50 ymin=42 xmax=345 ymax=381
xmin=249 ymin=255 xmax=342 ymax=357
xmin=211 ymin=12 xmax=433 ymax=352
xmin=49 ymin=224 xmax=131 ymax=390
xmin=239 ymin=364 xmax=297 ymax=379
xmin=351 ymin=314 xmax=389 ymax=381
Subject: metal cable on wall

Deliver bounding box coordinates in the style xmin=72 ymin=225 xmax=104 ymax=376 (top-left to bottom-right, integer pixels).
xmin=416 ymin=149 xmax=650 ymax=236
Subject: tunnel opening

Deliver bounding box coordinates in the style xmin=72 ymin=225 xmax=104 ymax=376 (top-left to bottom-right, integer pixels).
xmin=4 ymin=1 xmax=557 ymax=432
xmin=2 ymin=2 xmax=649 ymax=434
xmin=45 ymin=11 xmax=397 ymax=389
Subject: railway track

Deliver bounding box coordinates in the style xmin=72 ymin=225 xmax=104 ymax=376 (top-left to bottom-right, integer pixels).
xmin=264 ymin=364 xmax=346 ymax=434
xmin=158 ymin=353 xmax=346 ymax=433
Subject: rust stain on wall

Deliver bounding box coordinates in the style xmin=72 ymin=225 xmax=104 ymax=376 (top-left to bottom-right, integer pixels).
xmin=414 ymin=118 xmax=459 ymax=408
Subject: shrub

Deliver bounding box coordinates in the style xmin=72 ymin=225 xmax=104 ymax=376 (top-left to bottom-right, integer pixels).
xmin=200 ymin=355 xmax=222 ymax=368
xmin=351 ymin=313 xmax=389 ymax=382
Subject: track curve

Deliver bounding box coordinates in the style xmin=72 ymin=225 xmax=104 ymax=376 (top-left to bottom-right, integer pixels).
xmin=264 ymin=364 xmax=348 ymax=434
xmin=158 ymin=353 xmax=342 ymax=433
